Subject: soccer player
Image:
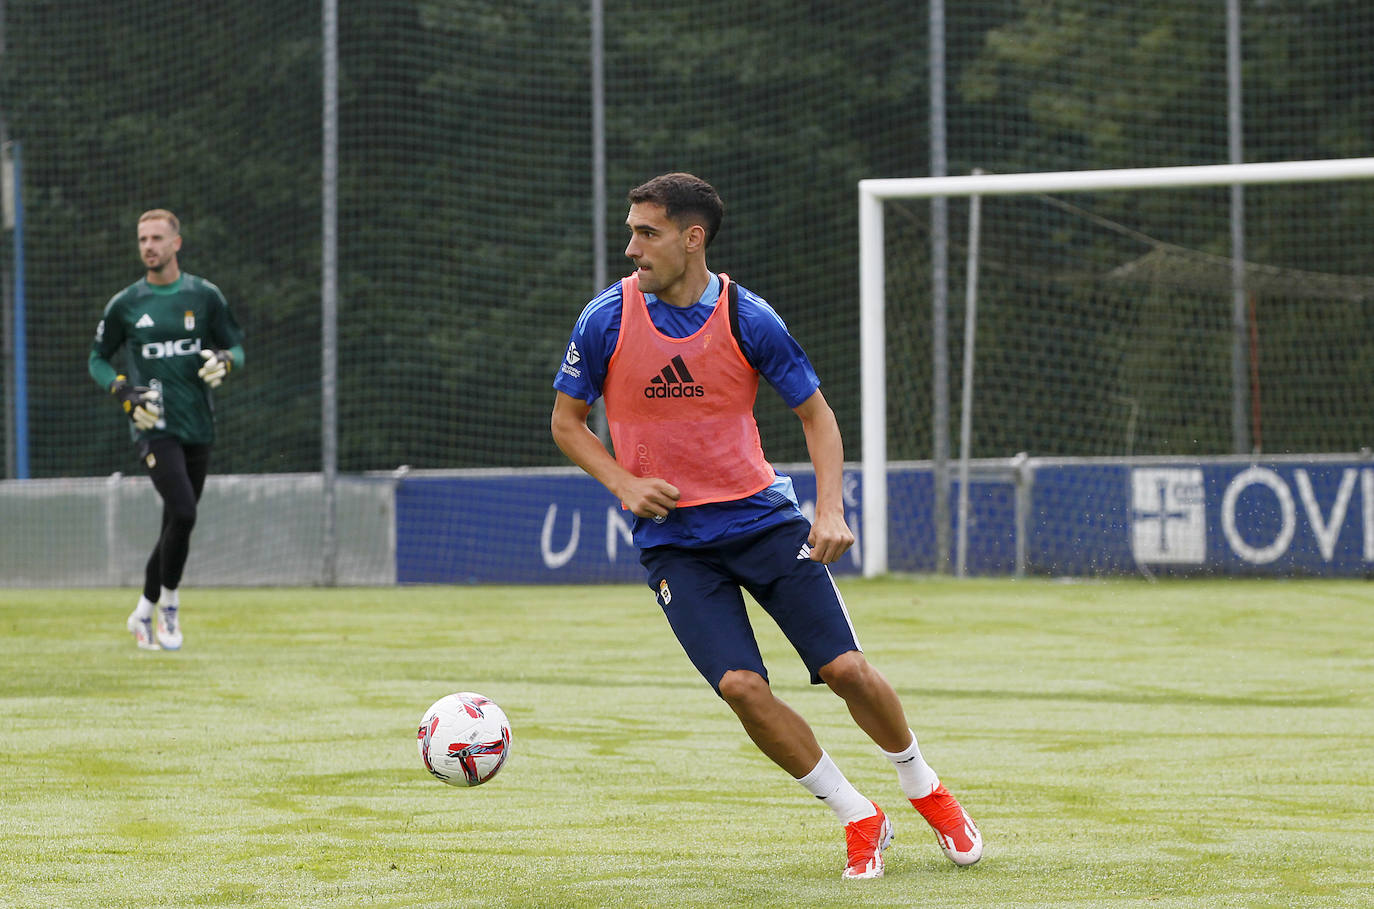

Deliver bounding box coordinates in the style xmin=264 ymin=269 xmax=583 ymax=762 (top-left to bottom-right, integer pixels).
xmin=551 ymin=173 xmax=981 ymax=878
xmin=88 ymin=209 xmax=245 ymax=652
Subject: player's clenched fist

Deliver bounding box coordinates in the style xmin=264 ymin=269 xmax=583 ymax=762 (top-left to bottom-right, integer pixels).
xmin=197 ymin=349 xmax=233 ymax=388
xmin=111 ymin=376 xmax=161 ymax=430
xmin=620 ymin=476 xmax=681 ymax=521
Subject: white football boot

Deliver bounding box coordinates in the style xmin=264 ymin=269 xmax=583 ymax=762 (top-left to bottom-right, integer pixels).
xmin=126 ymin=609 xmax=160 ymax=651
xmin=156 ymin=603 xmax=183 ymax=651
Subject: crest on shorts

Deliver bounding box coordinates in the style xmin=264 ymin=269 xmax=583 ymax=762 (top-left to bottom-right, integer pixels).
xmin=658 ymin=578 xmax=671 ymax=605
xmin=145 ymin=453 xmax=157 ymax=469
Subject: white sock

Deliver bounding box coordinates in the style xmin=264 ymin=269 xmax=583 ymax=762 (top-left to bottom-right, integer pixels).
xmin=159 ymin=587 xmax=179 ymax=608
xmin=134 ymin=595 xmax=156 ymax=620
xmin=881 ymin=730 xmax=941 ymax=799
xmin=796 ymin=751 xmax=876 ymax=825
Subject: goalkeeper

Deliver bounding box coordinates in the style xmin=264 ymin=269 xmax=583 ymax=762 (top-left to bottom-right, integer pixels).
xmin=88 ymin=209 xmax=245 ymax=652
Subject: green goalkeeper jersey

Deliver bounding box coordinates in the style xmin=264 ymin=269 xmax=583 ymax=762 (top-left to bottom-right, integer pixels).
xmin=88 ymin=273 xmax=246 ymax=445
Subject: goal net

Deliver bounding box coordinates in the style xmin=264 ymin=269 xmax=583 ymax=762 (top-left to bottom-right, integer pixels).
xmin=860 ymin=158 xmax=1374 ymax=576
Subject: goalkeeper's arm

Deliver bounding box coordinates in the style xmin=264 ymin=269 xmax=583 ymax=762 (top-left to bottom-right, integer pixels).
xmin=110 ymin=376 xmax=161 ymax=431
xmin=197 ymin=344 xmax=243 ymax=388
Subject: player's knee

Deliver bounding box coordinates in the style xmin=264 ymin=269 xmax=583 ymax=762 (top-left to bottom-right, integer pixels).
xmin=818 ymin=650 xmax=870 ymax=693
xmin=167 ymin=500 xmax=197 ymax=531
xmin=717 ymin=669 xmax=770 ymax=710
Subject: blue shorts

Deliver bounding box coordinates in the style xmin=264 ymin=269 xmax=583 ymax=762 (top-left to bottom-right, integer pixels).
xmin=640 ymin=519 xmax=862 ymax=694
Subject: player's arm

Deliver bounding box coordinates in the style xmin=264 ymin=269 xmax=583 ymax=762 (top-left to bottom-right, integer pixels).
xmin=735 ymin=289 xmax=850 ymax=561
xmin=793 ymin=388 xmax=854 ymax=564
xmin=87 ymin=310 xmax=159 ymax=429
xmin=199 ymin=282 xmax=246 ymax=387
xmin=88 ymin=306 xmax=125 ymax=391
xmin=550 ymin=391 xmax=679 ymax=520
xmin=88 ymin=348 xmax=121 ymax=392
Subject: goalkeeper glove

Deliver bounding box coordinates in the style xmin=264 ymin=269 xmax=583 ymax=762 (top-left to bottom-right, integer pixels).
xmin=111 ymin=377 xmax=162 ymax=431
xmin=197 ymin=349 xmax=233 ymax=388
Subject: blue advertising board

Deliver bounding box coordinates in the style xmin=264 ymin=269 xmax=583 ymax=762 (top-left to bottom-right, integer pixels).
xmin=1031 ymin=460 xmax=1374 ymax=577
xmin=395 ymin=458 xmax=1374 ymax=583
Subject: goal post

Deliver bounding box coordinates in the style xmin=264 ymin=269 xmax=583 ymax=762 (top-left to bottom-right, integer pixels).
xmin=858 ymin=156 xmax=1374 ymax=578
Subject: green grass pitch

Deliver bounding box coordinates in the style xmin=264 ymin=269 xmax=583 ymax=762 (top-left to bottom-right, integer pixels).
xmin=2 ymin=579 xmax=1371 ymax=908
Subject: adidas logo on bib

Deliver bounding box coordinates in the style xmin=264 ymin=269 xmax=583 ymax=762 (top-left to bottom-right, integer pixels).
xmin=643 ymin=355 xmax=705 ymax=399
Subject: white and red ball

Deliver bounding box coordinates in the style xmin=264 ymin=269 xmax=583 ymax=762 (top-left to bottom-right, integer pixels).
xmin=417 ymin=692 xmax=512 ymax=787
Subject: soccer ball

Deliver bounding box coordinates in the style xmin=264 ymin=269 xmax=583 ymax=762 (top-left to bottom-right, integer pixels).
xmin=417 ymin=692 xmax=512 ymax=787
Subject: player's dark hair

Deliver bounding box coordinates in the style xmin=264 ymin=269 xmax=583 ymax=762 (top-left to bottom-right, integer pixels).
xmin=628 ymin=173 xmax=724 ymax=247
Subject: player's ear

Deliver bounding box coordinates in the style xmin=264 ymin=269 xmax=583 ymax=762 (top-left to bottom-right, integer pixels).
xmin=685 ymin=223 xmax=706 ymax=253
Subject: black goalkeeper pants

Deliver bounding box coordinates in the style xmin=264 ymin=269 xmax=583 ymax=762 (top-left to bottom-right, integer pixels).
xmin=138 ymin=437 xmax=212 ymax=601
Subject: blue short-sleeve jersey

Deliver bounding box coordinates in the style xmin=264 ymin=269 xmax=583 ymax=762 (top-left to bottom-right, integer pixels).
xmin=554 ymin=274 xmax=820 ymax=548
